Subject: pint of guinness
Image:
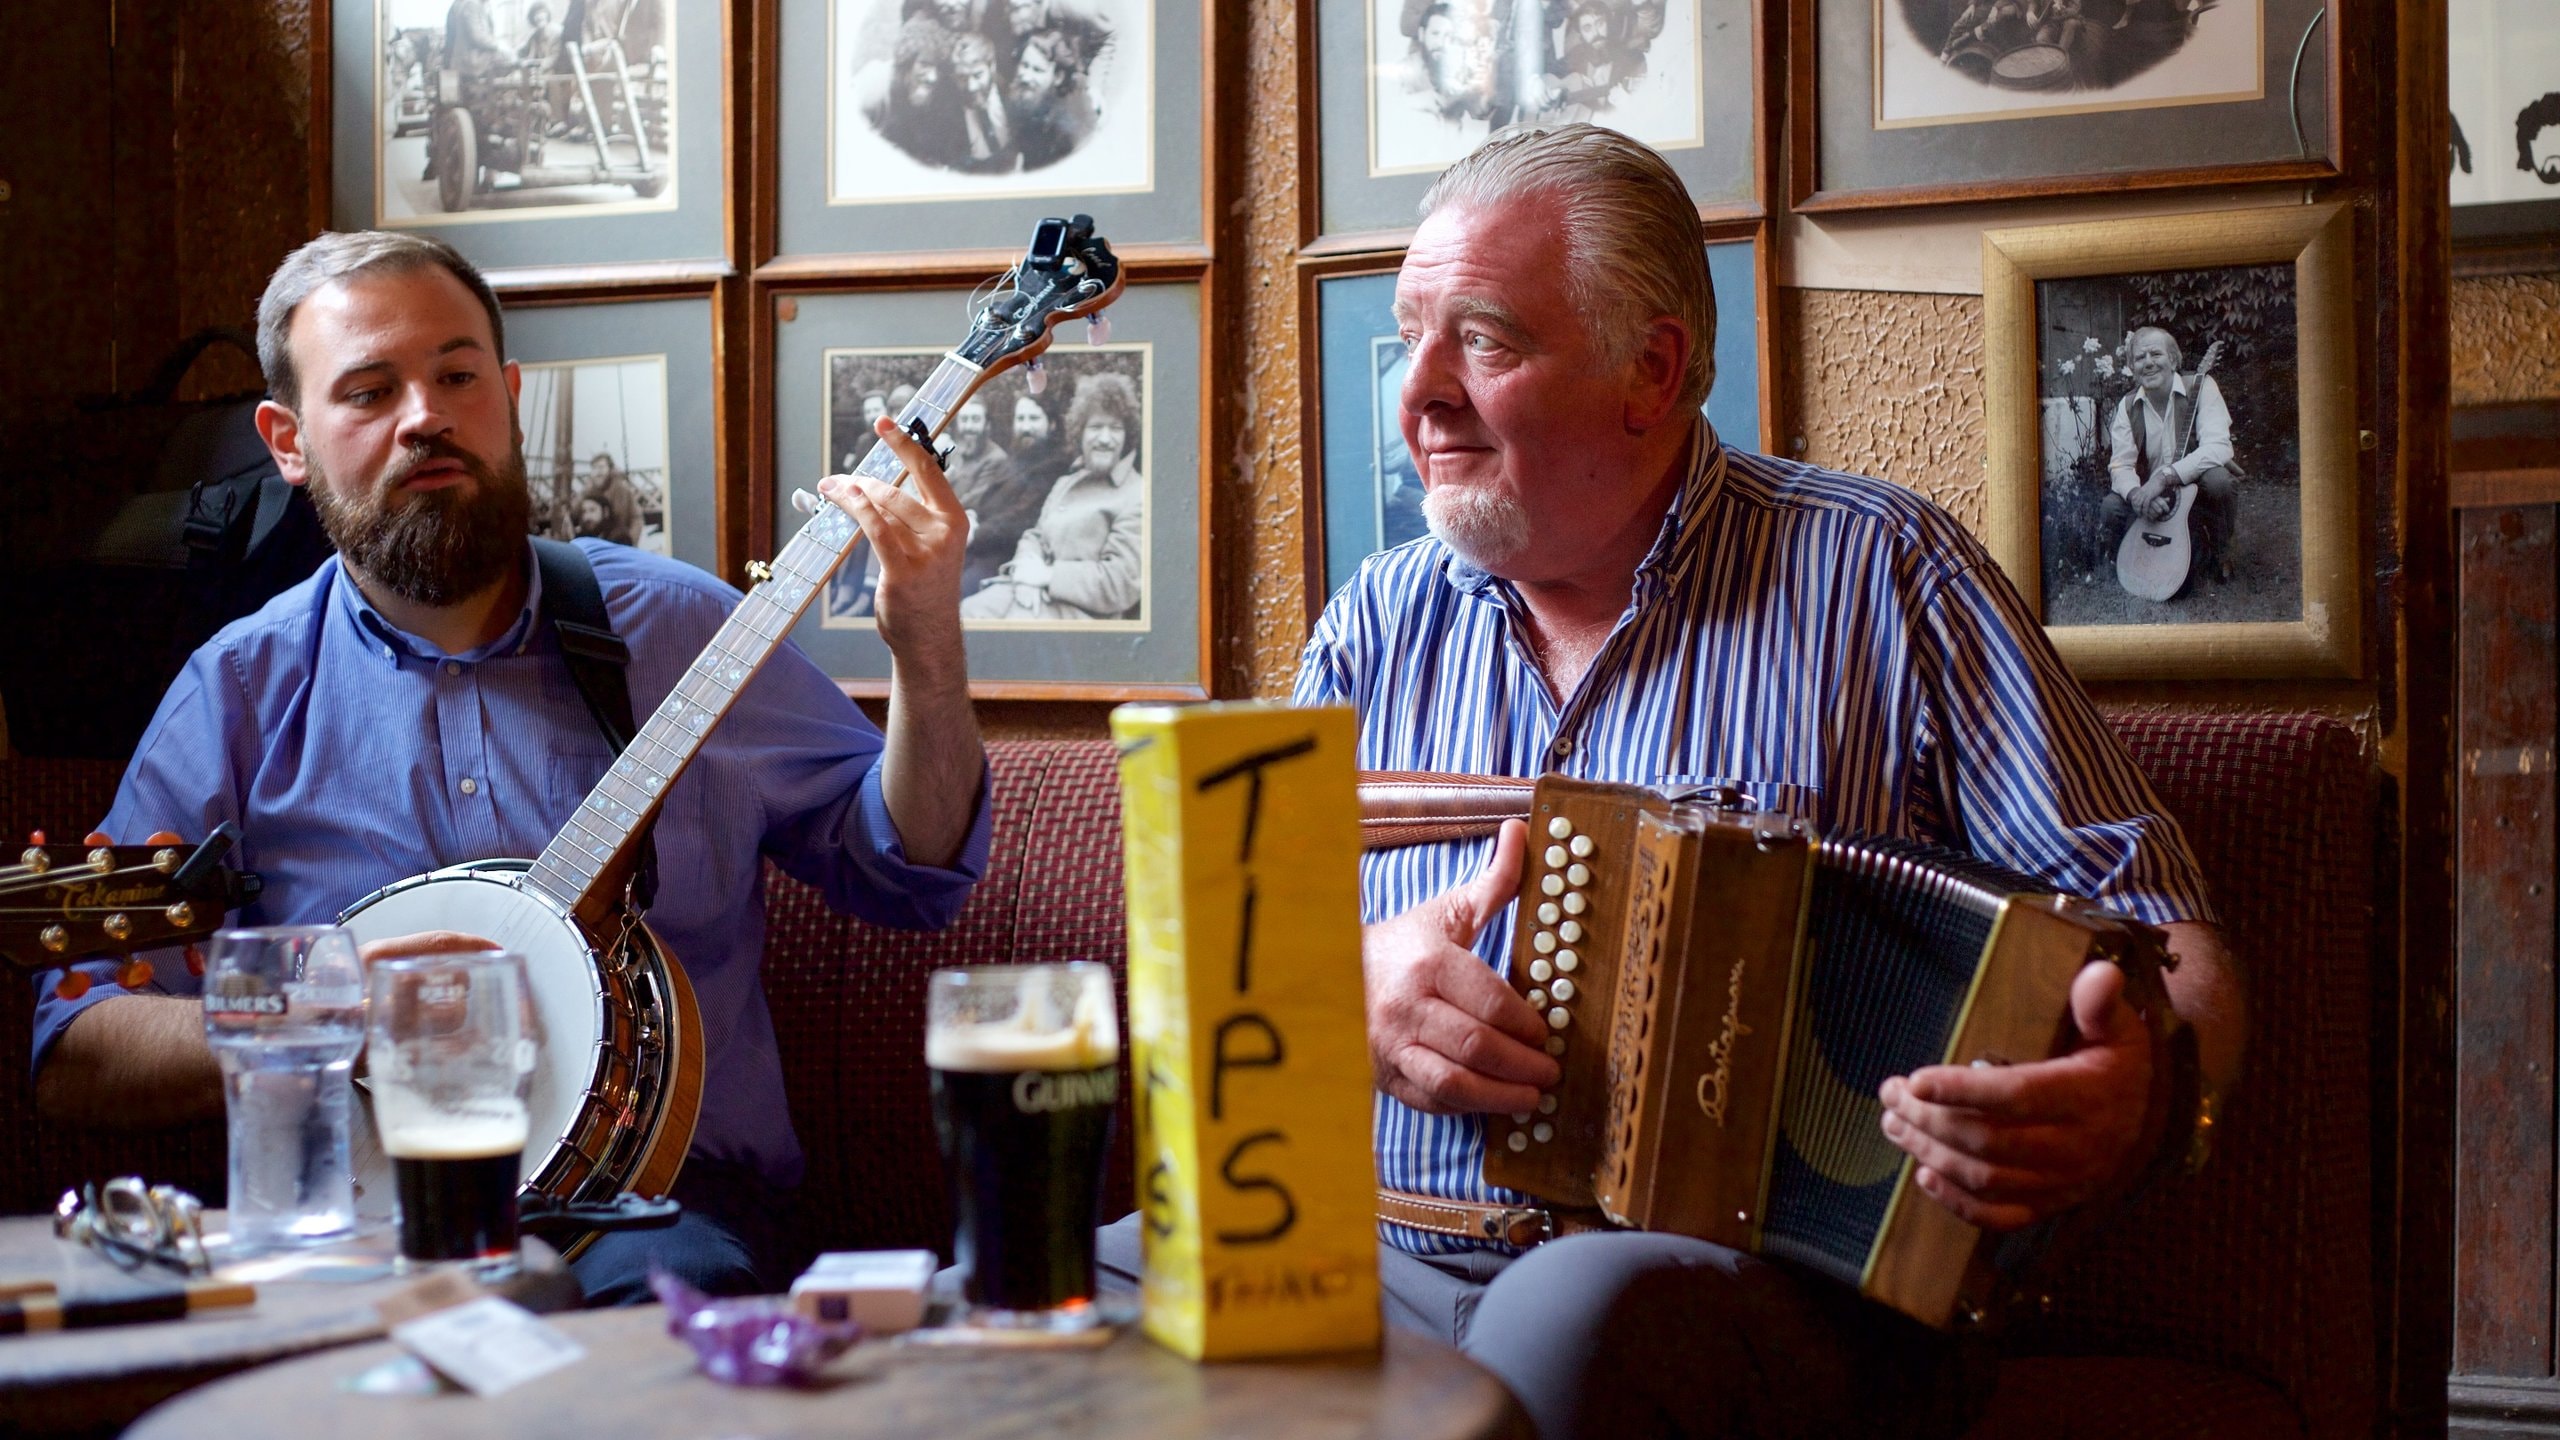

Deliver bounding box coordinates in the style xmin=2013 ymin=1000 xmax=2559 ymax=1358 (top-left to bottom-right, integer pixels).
xmin=364 ymin=951 xmax=537 ymax=1270
xmin=927 ymin=963 xmax=1120 ymax=1329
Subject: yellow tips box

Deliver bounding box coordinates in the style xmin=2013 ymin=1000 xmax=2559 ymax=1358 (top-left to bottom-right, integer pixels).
xmin=1111 ymin=702 xmax=1381 ymax=1361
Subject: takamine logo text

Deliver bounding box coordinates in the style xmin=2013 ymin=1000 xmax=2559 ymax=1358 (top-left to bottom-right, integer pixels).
xmin=203 ymin=992 xmax=289 ymax=1017
xmin=1013 ymin=1065 xmax=1120 ymax=1114
xmin=1693 ymin=958 xmax=1752 ymax=1125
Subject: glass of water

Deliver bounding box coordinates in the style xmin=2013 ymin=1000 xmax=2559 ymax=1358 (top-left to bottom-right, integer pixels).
xmin=201 ymin=925 xmax=366 ymax=1253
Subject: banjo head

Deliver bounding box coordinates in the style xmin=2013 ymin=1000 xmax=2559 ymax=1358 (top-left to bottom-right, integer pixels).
xmin=340 ymin=863 xmax=612 ymax=1219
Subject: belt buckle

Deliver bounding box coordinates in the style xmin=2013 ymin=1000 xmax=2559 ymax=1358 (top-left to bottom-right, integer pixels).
xmin=1484 ymin=1207 xmax=1555 ymax=1248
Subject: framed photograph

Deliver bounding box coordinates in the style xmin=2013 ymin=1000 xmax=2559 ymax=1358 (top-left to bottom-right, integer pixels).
xmin=1308 ymin=0 xmax=1762 ymax=245
xmin=330 ymin=0 xmax=725 ymax=269
xmin=1981 ymin=202 xmax=2359 ymax=680
xmin=1789 ymin=0 xmax=2338 ymax=212
xmin=1302 ymin=235 xmax=1769 ymax=606
xmin=502 ymin=296 xmax=721 ymax=576
xmin=767 ymin=283 xmax=1207 ymax=697
xmin=2452 ymin=0 xmax=2560 ymax=261
xmin=774 ymin=0 xmax=1207 ymax=259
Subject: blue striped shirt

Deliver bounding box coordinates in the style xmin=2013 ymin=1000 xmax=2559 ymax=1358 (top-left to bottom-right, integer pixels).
xmin=1293 ymin=431 xmax=2217 ymax=1254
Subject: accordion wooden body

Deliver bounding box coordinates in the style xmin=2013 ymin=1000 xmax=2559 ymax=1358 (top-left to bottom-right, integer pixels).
xmin=1484 ymin=775 xmax=2170 ymax=1331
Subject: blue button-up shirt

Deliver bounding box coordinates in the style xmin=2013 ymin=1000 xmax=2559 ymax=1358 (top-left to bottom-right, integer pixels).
xmin=1295 ymin=432 xmax=2217 ymax=1253
xmin=35 ymin=539 xmax=992 ymax=1188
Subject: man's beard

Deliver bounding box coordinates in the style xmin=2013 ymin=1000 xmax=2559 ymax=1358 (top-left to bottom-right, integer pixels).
xmin=307 ymin=434 xmax=533 ymax=608
xmin=1423 ymin=483 xmax=1533 ymax=570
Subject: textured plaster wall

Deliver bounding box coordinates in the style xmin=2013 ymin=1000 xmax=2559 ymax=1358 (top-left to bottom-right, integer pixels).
xmin=2451 ymin=272 xmax=2560 ymax=407
xmin=1782 ymin=289 xmax=1990 ymax=534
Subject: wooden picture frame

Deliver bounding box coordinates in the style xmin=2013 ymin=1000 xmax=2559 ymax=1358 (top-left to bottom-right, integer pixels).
xmin=1981 ymin=202 xmax=2359 ymax=680
xmin=1789 ymin=0 xmax=2342 ymax=214
xmin=760 ymin=0 xmax=1210 ymax=267
xmin=754 ymin=276 xmax=1212 ymax=700
xmin=1300 ymin=0 xmax=1766 ymax=253
xmin=323 ymin=0 xmax=732 ymax=276
xmin=1294 ymin=223 xmax=1781 ymax=618
xmin=499 ymin=291 xmax=726 ymax=581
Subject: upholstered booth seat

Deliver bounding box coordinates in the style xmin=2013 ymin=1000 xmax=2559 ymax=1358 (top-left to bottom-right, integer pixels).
xmin=0 ymin=712 xmax=2375 ymax=1436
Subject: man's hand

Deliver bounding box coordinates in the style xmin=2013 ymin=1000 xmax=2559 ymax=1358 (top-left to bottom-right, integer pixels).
xmin=1878 ymin=960 xmax=2152 ymax=1231
xmin=820 ymin=416 xmax=969 ymax=656
xmin=1364 ymin=820 xmax=1561 ymax=1115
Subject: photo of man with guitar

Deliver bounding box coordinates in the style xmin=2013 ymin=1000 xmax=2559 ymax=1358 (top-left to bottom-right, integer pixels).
xmin=2102 ymin=327 xmax=2234 ymax=599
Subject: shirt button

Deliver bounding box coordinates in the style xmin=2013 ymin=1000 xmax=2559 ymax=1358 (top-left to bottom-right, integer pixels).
xmin=459 ymin=777 xmax=479 ymax=796
xmin=442 ymin=660 xmax=461 ymax=676
xmin=1552 ymin=737 xmax=1575 ymax=759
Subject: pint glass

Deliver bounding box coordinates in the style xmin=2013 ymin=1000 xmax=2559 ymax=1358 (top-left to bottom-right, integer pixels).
xmin=927 ymin=963 xmax=1119 ymax=1330
xmin=364 ymin=950 xmax=536 ymax=1270
xmin=202 ymin=926 xmax=366 ymax=1252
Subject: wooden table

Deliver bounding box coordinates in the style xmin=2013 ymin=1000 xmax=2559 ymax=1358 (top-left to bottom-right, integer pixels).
xmin=126 ymin=1304 xmax=1530 ymax=1440
xmin=0 ymin=1214 xmax=571 ymax=1437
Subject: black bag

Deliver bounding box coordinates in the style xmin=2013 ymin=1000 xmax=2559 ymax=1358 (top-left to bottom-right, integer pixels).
xmin=0 ymin=330 xmax=332 ymax=758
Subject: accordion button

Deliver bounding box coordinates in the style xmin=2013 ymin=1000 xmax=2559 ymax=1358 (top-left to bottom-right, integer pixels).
xmin=1552 ymin=977 xmax=1577 ymax=1002
xmin=1571 ymin=835 xmax=1594 ymax=858
xmin=1511 ymin=1111 xmax=1532 ymax=1125
xmin=1542 ymin=875 xmax=1566 ymax=897
xmin=1548 ymin=817 xmax=1574 ymax=840
xmin=1538 ymin=1094 xmax=1559 ymax=1115
xmin=1545 ymin=845 xmax=1568 ymax=868
xmin=1530 ymin=959 xmax=1553 ymax=982
xmin=1560 ymin=921 xmax=1584 ymax=943
xmin=1533 ymin=1123 xmax=1555 ymax=1143
xmin=1548 ymin=1006 xmax=1570 ymax=1030
xmin=1546 ymin=1036 xmax=1567 ymax=1056
xmin=1567 ymin=863 xmax=1591 ymax=886
xmin=1508 ymin=1131 xmax=1530 ymax=1152
xmin=1555 ymin=950 xmax=1578 ymax=971
xmin=1533 ymin=931 xmax=1557 ymax=954
xmin=1538 ymin=902 xmax=1562 ymax=925
xmin=1528 ymin=989 xmax=1549 ymax=1007
xmin=1562 ymin=893 xmax=1588 ymax=915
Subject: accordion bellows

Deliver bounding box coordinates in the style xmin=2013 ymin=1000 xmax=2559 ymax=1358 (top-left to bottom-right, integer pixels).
xmin=1482 ymin=777 xmax=2169 ymax=1331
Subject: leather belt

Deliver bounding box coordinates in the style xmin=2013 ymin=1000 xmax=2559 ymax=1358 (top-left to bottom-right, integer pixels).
xmin=1375 ymin=1188 xmax=1610 ymax=1249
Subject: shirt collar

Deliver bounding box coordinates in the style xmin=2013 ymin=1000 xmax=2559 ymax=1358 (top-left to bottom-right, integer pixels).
xmin=335 ymin=541 xmax=544 ymax=667
xmin=1439 ymin=421 xmax=1727 ymax=601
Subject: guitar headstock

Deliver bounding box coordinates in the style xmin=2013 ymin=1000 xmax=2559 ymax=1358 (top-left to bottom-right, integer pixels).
xmin=1 ymin=824 xmax=262 ymax=995
xmin=2195 ymin=339 xmax=2224 ymax=378
xmin=953 ymin=215 xmax=1125 ymax=378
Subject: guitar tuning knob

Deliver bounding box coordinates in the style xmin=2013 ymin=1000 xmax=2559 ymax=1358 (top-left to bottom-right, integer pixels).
xmin=39 ymin=924 xmax=68 ymax=955
xmin=1085 ymin=314 xmax=1110 ymax=347
xmin=184 ymin=944 xmax=207 ymax=979
xmin=53 ymin=970 xmax=90 ymax=1002
xmin=1025 ymin=359 xmax=1046 ymax=396
xmin=791 ymin=488 xmax=820 ymax=516
xmin=117 ymin=960 xmax=154 ymax=990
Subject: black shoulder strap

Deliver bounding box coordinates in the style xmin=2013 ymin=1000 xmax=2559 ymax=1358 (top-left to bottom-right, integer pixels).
xmin=531 ymin=537 xmax=657 ymax=911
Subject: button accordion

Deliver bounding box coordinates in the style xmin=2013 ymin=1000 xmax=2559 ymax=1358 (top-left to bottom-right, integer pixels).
xmin=1476 ymin=775 xmax=2173 ymax=1331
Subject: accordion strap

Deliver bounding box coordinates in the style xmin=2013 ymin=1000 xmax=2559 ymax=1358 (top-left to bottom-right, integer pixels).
xmin=1355 ymin=772 xmax=1535 ymax=850
xmin=1376 ymin=1188 xmax=1610 ymax=1248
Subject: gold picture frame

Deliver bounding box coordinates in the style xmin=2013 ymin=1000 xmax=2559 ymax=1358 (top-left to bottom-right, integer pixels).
xmin=1982 ymin=202 xmax=2360 ymax=680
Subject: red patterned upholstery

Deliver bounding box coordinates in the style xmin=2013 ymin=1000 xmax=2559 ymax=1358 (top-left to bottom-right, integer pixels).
xmin=0 ymin=716 xmax=2380 ymax=1440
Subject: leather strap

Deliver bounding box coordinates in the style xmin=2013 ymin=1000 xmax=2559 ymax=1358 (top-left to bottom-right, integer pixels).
xmin=1375 ymin=1188 xmax=1610 ymax=1248
xmin=1355 ymin=772 xmax=1535 ymax=851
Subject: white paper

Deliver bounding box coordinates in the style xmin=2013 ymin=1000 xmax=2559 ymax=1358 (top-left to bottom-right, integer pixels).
xmin=390 ymin=1296 xmax=586 ymax=1397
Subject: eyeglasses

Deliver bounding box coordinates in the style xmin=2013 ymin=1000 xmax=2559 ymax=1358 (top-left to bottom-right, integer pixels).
xmin=54 ymin=1178 xmax=210 ymax=1278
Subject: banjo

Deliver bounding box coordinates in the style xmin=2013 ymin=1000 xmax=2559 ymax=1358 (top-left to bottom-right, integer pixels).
xmin=338 ymin=215 xmax=1127 ymax=1227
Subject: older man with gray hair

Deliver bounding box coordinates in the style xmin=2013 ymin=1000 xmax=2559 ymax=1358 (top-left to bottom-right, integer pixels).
xmin=2104 ymin=324 xmax=2238 ymax=585
xmin=1266 ymin=124 xmax=2243 ymax=1438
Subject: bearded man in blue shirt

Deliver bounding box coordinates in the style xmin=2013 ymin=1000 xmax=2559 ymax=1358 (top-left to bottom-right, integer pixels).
xmin=31 ymin=230 xmax=989 ymax=1304
xmin=1298 ymin=125 xmax=2245 ymax=1439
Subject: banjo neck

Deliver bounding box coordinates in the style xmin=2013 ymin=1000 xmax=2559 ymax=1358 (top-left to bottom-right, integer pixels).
xmin=520 ymin=356 xmax=982 ymax=925
xmin=515 ymin=212 xmax=1125 ymax=928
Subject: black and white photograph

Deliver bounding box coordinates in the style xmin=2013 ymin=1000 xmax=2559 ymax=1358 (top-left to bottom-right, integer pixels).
xmin=375 ymin=0 xmax=676 ymax=225
xmin=819 ymin=345 xmax=1152 ymax=630
xmin=517 ymin=354 xmax=674 ymax=556
xmin=1368 ymin=0 xmax=1706 ymax=176
xmin=2451 ymin=0 xmax=2560 ymax=211
xmin=2032 ymin=264 xmax=2299 ymax=628
xmin=1876 ymin=0 xmax=2261 ymax=128
xmin=828 ymin=0 xmax=1153 ymax=206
